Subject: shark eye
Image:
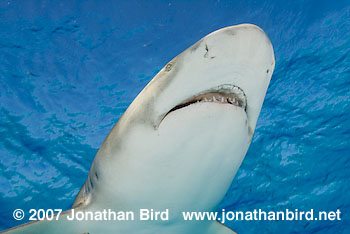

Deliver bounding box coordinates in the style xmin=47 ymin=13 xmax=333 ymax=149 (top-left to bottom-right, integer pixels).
xmin=165 ymin=63 xmax=173 ymax=72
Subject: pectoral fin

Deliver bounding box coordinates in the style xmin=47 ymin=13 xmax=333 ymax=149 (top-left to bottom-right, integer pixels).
xmin=208 ymin=221 xmax=238 ymax=234
xmin=0 ymin=210 xmax=80 ymax=234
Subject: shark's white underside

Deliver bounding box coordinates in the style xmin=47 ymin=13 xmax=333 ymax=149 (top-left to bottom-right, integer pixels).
xmin=2 ymin=24 xmax=275 ymax=234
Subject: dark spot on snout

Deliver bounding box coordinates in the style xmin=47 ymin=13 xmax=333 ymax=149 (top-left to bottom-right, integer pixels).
xmin=266 ymin=69 xmax=270 ymax=74
xmin=224 ymin=29 xmax=236 ymax=36
xmin=95 ymin=171 xmax=99 ymax=180
xmin=190 ymin=39 xmax=203 ymax=52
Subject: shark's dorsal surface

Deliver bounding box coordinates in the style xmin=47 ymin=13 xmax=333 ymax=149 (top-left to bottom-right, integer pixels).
xmin=2 ymin=24 xmax=275 ymax=234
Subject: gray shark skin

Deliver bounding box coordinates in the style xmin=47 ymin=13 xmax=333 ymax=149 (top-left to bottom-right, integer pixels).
xmin=2 ymin=24 xmax=275 ymax=234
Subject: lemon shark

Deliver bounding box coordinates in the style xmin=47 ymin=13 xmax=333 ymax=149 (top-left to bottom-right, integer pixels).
xmin=2 ymin=24 xmax=275 ymax=234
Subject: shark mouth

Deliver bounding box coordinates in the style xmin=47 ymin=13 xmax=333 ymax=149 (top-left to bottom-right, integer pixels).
xmin=161 ymin=84 xmax=247 ymax=123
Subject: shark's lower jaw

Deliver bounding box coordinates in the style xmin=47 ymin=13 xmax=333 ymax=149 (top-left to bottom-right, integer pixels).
xmin=162 ymin=84 xmax=247 ymax=122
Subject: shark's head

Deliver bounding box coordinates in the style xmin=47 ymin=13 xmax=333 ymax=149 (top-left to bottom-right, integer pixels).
xmin=125 ymin=24 xmax=274 ymax=140
xmin=74 ymin=24 xmax=275 ymax=219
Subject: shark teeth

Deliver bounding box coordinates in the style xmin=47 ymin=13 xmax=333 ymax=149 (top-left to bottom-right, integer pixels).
xmin=199 ymin=94 xmax=241 ymax=106
xmin=187 ymin=86 xmax=246 ymax=109
xmin=164 ymin=84 xmax=247 ymax=119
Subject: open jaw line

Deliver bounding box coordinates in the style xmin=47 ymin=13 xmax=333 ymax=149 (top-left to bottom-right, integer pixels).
xmin=160 ymin=84 xmax=247 ymax=124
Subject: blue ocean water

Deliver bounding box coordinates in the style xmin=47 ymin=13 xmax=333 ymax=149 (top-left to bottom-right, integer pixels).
xmin=0 ymin=0 xmax=349 ymax=233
